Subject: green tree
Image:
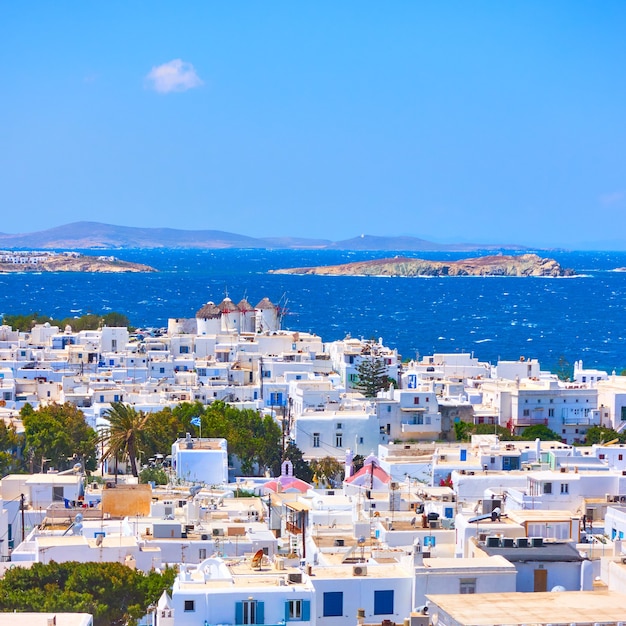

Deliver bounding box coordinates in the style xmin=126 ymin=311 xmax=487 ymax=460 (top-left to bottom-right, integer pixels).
xmin=474 ymin=423 xmax=517 ymax=441
xmin=140 ymin=401 xmax=206 ymax=460
xmin=99 ymin=402 xmax=150 ymax=478
xmin=310 ymin=456 xmax=344 ymax=487
xmin=352 ymin=454 xmax=365 ymax=473
xmin=2 ymin=311 xmax=130 ymax=332
xmin=22 ymin=403 xmax=97 ymax=472
xmin=139 ymin=467 xmax=168 ymax=485
xmin=102 ymin=312 xmax=130 ymax=328
xmin=1 ymin=312 xmax=51 ymax=331
xmin=520 ymin=424 xmax=561 ymax=441
xmin=453 ymin=420 xmax=474 ymax=442
xmin=0 ymin=421 xmax=25 ymax=475
xmin=353 ymin=358 xmax=389 ymax=397
xmin=0 ymin=561 xmax=176 ymax=626
xmin=553 ymin=355 xmax=572 ymax=382
xmin=584 ymin=426 xmax=623 ymax=445
xmin=279 ymin=441 xmax=314 ymax=483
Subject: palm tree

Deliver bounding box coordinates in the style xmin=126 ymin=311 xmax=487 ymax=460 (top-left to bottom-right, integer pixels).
xmin=310 ymin=456 xmax=344 ymax=488
xmin=99 ymin=402 xmax=150 ymax=478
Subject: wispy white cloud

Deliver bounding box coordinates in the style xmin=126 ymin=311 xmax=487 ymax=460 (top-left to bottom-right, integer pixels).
xmin=599 ymin=191 xmax=625 ymax=205
xmin=145 ymin=59 xmax=203 ymax=94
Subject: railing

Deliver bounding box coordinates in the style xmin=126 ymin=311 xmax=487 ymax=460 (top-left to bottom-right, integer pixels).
xmin=286 ymin=521 xmax=302 ymax=535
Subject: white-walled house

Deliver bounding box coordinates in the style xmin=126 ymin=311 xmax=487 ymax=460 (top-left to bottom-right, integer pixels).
xmin=171 ymin=436 xmax=228 ymax=485
xmin=376 ymin=384 xmax=442 ymax=443
xmin=168 ymin=557 xmax=315 ymax=626
xmin=293 ymin=408 xmax=380 ymax=461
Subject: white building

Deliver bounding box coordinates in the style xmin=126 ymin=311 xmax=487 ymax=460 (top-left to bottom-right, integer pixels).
xmin=171 ymin=436 xmax=228 ymax=485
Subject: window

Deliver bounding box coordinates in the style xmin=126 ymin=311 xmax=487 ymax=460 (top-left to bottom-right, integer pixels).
xmin=285 ymin=600 xmax=310 ymax=621
xmin=358 ymin=437 xmax=364 ymax=444
xmin=336 ymin=423 xmax=342 ymax=430
xmin=159 ymin=367 xmax=165 ymax=374
xmin=287 ymin=599 xmax=308 ymax=620
xmin=560 ymin=483 xmax=569 ymax=494
xmin=414 ymin=397 xmax=419 ymax=405
xmin=459 ymin=578 xmax=476 ymax=594
xmin=548 ymin=408 xmax=554 ymax=417
xmin=313 ymin=433 xmax=320 ymax=448
xmin=184 ymin=600 xmax=195 ymax=612
xmin=543 ymin=482 xmax=552 ymax=494
xmin=290 ymin=601 xmax=301 ymax=619
xmin=349 ymin=373 xmax=358 ymax=382
xmin=374 ymin=590 xmax=394 ymax=615
xmin=180 ymin=345 xmax=189 ymax=354
xmin=199 ymin=548 xmax=206 ymax=559
xmin=323 ymin=592 xmax=343 ymax=617
xmin=262 ymin=370 xmax=271 ymax=378
xmin=243 ymin=600 xmax=257 ymax=624
xmin=236 ymin=600 xmax=264 ymax=625
xmin=335 ymin=434 xmax=343 ymax=448
xmin=523 ymin=409 xmax=530 ymax=417
xmin=620 ymin=454 xmax=623 ymax=461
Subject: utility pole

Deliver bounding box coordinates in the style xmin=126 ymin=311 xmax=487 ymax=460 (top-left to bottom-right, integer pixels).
xmin=20 ymin=493 xmax=25 ymax=543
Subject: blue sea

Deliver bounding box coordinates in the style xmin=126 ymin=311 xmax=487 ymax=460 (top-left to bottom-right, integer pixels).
xmin=2 ymin=249 xmax=626 ymax=375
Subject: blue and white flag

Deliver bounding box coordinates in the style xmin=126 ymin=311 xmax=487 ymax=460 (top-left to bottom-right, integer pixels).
xmin=190 ymin=416 xmax=202 ymax=427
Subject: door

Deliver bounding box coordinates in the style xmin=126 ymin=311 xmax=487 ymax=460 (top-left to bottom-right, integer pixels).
xmin=534 ymin=568 xmax=548 ymax=592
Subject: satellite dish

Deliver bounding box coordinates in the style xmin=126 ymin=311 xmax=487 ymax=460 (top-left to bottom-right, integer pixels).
xmin=75 ymin=513 xmax=83 ymax=523
xmin=72 ymin=522 xmax=83 ymax=536
xmin=95 ymin=534 xmax=104 ymax=546
xmin=189 ymin=485 xmax=202 ymax=498
xmin=251 ymin=549 xmax=264 ymax=570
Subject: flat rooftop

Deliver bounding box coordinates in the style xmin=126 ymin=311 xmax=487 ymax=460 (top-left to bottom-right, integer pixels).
xmin=427 ymin=590 xmax=626 ymax=625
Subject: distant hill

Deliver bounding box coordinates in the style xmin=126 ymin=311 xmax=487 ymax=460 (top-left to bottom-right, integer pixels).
xmin=0 ymin=221 xmax=527 ymax=251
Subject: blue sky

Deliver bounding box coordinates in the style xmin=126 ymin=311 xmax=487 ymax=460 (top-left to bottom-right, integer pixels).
xmin=1 ymin=2 xmax=625 ymax=248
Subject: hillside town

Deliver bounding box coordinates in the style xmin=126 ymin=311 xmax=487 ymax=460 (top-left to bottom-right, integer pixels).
xmin=2 ymin=296 xmax=626 ymax=625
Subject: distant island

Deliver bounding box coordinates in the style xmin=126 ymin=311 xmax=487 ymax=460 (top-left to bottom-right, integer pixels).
xmin=0 ymin=251 xmax=156 ymax=273
xmin=0 ymin=221 xmax=528 ymax=252
xmin=269 ymin=254 xmax=576 ymax=277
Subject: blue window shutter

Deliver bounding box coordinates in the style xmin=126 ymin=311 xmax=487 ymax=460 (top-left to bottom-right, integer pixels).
xmin=235 ymin=601 xmax=243 ymax=624
xmin=374 ymin=590 xmax=394 ymax=615
xmin=302 ymin=600 xmax=310 ymax=621
xmin=323 ymin=592 xmax=343 ymax=617
xmin=284 ymin=601 xmax=290 ymax=622
xmin=256 ymin=601 xmax=264 ymax=624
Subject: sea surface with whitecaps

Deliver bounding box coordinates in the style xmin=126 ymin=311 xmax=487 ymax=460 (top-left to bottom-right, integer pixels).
xmin=2 ymin=249 xmax=626 ymax=374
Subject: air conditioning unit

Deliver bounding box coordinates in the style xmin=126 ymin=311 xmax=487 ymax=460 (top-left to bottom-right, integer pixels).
xmin=606 ymin=494 xmax=619 ymax=503
xmin=439 ymin=455 xmax=447 ymax=461
xmin=212 ymin=528 xmax=224 ymax=537
xmin=353 ymin=565 xmax=367 ymax=576
xmin=288 ymin=572 xmax=303 ymax=584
